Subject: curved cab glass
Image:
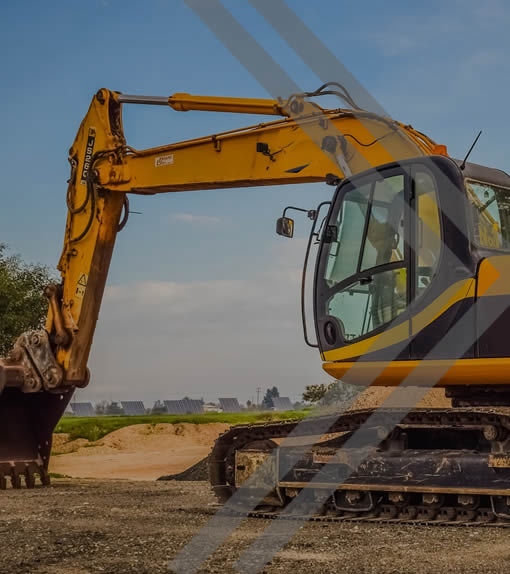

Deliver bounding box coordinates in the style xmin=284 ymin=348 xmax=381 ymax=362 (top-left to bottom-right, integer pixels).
xmin=315 ymin=160 xmax=442 ymax=355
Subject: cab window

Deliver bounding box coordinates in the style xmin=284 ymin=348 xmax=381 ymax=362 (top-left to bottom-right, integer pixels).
xmin=323 ymin=172 xmax=407 ymax=341
xmin=466 ymin=180 xmax=510 ymax=250
xmin=415 ymin=169 xmax=441 ymax=299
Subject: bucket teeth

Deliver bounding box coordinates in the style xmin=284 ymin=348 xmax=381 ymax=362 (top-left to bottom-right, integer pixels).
xmin=0 ymin=464 xmax=50 ymax=489
xmin=39 ymin=468 xmax=51 ymax=486
xmin=10 ymin=471 xmax=22 ymax=489
xmin=25 ymin=469 xmax=36 ymax=488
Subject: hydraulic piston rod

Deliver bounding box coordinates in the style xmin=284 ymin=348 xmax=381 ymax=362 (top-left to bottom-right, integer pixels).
xmin=117 ymin=92 xmax=289 ymax=116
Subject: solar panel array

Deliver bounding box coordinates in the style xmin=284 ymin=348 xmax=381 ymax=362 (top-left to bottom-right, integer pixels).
xmin=164 ymin=399 xmax=203 ymax=414
xmin=121 ymin=401 xmax=146 ymax=416
xmin=164 ymin=400 xmax=185 ymax=414
xmin=272 ymin=397 xmax=293 ymax=411
xmin=218 ymin=398 xmax=242 ymax=413
xmin=70 ymin=402 xmax=95 ymax=417
xmin=66 ymin=397 xmax=297 ymax=415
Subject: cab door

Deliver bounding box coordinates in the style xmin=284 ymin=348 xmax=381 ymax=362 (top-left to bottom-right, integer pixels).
xmin=315 ymin=166 xmax=411 ymax=361
xmin=408 ymin=165 xmax=443 ymax=357
xmin=408 ymin=161 xmax=476 ymax=359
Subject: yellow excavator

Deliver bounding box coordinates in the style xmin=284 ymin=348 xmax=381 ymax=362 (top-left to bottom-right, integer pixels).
xmin=2 ymin=84 xmax=510 ymax=523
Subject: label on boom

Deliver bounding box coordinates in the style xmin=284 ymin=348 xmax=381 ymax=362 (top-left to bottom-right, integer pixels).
xmin=80 ymin=128 xmax=96 ymax=185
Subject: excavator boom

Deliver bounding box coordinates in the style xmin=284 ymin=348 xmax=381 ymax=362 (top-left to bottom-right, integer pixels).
xmin=35 ymin=88 xmax=441 ymax=391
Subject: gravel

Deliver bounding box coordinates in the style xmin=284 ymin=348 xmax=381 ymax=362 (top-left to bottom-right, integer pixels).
xmin=158 ymin=457 xmax=209 ymax=481
xmin=0 ymin=479 xmax=509 ymax=573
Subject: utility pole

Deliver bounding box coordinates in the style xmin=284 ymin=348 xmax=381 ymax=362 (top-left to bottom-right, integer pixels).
xmin=256 ymin=387 xmax=261 ymax=407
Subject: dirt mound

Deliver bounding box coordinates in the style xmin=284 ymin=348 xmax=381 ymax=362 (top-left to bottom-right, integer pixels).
xmin=50 ymin=423 xmax=229 ymax=481
xmin=158 ymin=456 xmax=209 ymax=481
xmin=349 ymin=387 xmax=450 ymax=410
xmin=52 ymin=433 xmax=91 ymax=455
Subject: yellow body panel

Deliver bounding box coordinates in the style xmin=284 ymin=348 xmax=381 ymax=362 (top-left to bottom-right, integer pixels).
xmin=477 ymin=255 xmax=510 ymax=296
xmin=323 ymin=358 xmax=510 ymax=387
xmin=95 ymin=107 xmax=432 ymax=194
xmin=322 ymin=256 xmax=510 ymax=387
xmin=322 ymin=278 xmax=475 ymax=362
xmin=45 ymin=91 xmax=126 ymax=382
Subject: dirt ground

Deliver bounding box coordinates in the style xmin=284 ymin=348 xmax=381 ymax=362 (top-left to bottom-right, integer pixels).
xmin=5 ymin=391 xmax=509 ymax=573
xmin=1 ymin=479 xmax=509 ymax=574
xmin=50 ymin=423 xmax=230 ymax=480
xmin=349 ymin=386 xmax=450 ymax=410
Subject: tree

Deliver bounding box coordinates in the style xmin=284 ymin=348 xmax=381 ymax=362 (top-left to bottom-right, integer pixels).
xmin=151 ymin=400 xmax=167 ymax=414
xmin=262 ymin=386 xmax=280 ymax=410
xmin=95 ymin=401 xmax=125 ymax=415
xmin=105 ymin=401 xmax=124 ymax=415
xmin=95 ymin=400 xmax=109 ymax=415
xmin=321 ymin=381 xmax=359 ymax=406
xmin=0 ymin=244 xmax=55 ymax=355
xmin=303 ymin=384 xmax=329 ymax=404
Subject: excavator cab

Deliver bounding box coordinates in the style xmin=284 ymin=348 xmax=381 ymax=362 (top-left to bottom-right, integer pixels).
xmin=223 ymin=154 xmax=510 ymax=522
xmin=314 ymin=155 xmax=510 ymax=405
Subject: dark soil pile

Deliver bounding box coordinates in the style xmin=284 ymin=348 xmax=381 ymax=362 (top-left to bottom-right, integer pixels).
xmin=157 ymin=456 xmax=209 ymax=481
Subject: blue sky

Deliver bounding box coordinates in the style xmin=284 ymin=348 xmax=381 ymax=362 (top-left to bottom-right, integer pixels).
xmin=1 ymin=0 xmax=510 ymax=404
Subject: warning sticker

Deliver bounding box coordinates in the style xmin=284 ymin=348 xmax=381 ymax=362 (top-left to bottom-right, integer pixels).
xmin=75 ymin=273 xmax=88 ymax=299
xmin=155 ymin=154 xmax=174 ymax=167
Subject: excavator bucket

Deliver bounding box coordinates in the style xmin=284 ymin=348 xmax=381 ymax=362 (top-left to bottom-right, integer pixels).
xmin=0 ymin=387 xmax=73 ymax=488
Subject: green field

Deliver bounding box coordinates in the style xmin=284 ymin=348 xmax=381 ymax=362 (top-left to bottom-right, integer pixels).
xmin=55 ymin=411 xmax=308 ymax=442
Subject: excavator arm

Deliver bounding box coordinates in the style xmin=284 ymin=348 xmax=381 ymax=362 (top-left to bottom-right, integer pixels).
xmin=0 ymin=86 xmax=445 ymax=487
xmin=52 ymin=88 xmax=442 ymax=386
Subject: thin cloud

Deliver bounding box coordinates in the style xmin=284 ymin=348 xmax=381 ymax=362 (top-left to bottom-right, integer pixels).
xmin=88 ymin=239 xmax=328 ymax=403
xmin=168 ymin=212 xmax=222 ymax=225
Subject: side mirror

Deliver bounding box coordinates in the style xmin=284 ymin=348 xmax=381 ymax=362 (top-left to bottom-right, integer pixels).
xmin=276 ymin=216 xmax=294 ymax=238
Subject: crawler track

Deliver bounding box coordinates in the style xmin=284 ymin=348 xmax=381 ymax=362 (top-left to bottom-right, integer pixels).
xmin=244 ymin=506 xmax=510 ymax=527
xmin=209 ymin=408 xmax=510 ymax=526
